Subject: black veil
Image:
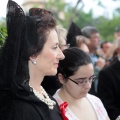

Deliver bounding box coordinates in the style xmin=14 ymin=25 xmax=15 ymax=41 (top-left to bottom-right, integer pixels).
xmin=66 ymin=22 xmax=82 ymax=44
xmin=0 ymin=0 xmax=28 ymax=119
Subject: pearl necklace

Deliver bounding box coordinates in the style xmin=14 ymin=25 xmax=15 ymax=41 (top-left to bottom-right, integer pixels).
xmin=30 ymin=85 xmax=56 ymax=110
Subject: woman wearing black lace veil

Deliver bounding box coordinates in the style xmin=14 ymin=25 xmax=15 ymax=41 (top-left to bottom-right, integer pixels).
xmin=0 ymin=0 xmax=64 ymax=120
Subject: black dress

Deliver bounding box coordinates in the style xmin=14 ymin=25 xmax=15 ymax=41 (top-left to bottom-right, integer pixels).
xmin=42 ymin=76 xmax=61 ymax=96
xmin=0 ymin=79 xmax=63 ymax=120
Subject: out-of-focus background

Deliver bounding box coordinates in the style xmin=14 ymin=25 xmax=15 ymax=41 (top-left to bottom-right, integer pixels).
xmin=0 ymin=0 xmax=120 ymax=48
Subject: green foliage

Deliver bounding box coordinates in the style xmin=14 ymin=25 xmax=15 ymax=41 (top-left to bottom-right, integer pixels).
xmin=44 ymin=0 xmax=94 ymax=29
xmin=0 ymin=18 xmax=7 ymax=49
xmin=44 ymin=0 xmax=68 ymax=27
xmin=0 ymin=27 xmax=7 ymax=49
xmin=96 ymin=16 xmax=120 ymax=41
xmin=74 ymin=9 xmax=94 ymax=28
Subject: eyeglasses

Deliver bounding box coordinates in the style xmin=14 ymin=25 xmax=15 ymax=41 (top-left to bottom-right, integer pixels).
xmin=68 ymin=75 xmax=96 ymax=86
xmin=60 ymin=44 xmax=70 ymax=48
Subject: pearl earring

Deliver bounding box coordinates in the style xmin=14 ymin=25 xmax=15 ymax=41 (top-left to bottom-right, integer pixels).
xmin=32 ymin=60 xmax=37 ymax=65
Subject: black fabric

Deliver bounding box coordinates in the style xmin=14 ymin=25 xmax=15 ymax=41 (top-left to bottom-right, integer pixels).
xmin=5 ymin=79 xmax=62 ymax=120
xmin=42 ymin=76 xmax=61 ymax=96
xmin=67 ymin=22 xmax=82 ymax=44
xmin=0 ymin=0 xmax=25 ymax=119
xmin=97 ymin=59 xmax=120 ymax=120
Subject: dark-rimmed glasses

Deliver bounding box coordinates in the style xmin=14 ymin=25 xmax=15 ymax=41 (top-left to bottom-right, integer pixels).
xmin=68 ymin=75 xmax=96 ymax=86
xmin=60 ymin=44 xmax=70 ymax=49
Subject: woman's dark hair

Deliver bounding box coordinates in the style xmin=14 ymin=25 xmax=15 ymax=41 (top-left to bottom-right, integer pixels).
xmin=27 ymin=8 xmax=56 ymax=58
xmin=58 ymin=47 xmax=92 ymax=79
xmin=17 ymin=9 xmax=56 ymax=80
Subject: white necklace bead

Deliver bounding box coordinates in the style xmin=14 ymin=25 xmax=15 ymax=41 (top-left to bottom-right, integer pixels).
xmin=30 ymin=85 xmax=56 ymax=110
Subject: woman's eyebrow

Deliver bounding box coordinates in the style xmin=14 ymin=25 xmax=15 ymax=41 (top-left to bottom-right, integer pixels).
xmin=75 ymin=74 xmax=94 ymax=80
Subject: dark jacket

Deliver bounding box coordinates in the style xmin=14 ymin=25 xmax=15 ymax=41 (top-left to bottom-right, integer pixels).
xmin=0 ymin=79 xmax=63 ymax=120
xmin=97 ymin=59 xmax=120 ymax=120
xmin=42 ymin=76 xmax=61 ymax=96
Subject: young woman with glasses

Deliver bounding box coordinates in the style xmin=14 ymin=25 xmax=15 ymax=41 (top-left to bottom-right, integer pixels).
xmin=53 ymin=47 xmax=110 ymax=120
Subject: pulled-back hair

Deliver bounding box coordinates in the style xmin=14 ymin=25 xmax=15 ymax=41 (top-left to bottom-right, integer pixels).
xmin=27 ymin=8 xmax=56 ymax=58
xmin=58 ymin=47 xmax=92 ymax=79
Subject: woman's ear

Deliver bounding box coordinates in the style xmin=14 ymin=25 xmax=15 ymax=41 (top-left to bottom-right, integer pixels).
xmin=29 ymin=56 xmax=32 ymax=61
xmin=58 ymin=73 xmax=66 ymax=84
xmin=29 ymin=55 xmax=36 ymax=60
xmin=29 ymin=56 xmax=37 ymax=65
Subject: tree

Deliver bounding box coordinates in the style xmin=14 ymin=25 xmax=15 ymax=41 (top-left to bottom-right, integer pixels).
xmin=74 ymin=9 xmax=94 ymax=28
xmin=95 ymin=16 xmax=120 ymax=41
xmin=0 ymin=18 xmax=7 ymax=49
xmin=44 ymin=0 xmax=85 ymax=28
xmin=44 ymin=0 xmax=68 ymax=27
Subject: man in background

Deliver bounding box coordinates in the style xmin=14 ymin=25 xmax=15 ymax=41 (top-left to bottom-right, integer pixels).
xmin=97 ymin=38 xmax=120 ymax=120
xmin=82 ymin=26 xmax=105 ymax=95
xmin=100 ymin=41 xmax=112 ymax=58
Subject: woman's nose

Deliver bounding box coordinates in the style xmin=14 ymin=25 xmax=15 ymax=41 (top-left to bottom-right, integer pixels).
xmin=58 ymin=47 xmax=65 ymax=60
xmin=84 ymin=81 xmax=92 ymax=89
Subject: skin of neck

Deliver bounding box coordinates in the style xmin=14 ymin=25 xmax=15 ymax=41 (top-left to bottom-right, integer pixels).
xmin=28 ymin=60 xmax=44 ymax=92
xmin=59 ymin=87 xmax=84 ymax=105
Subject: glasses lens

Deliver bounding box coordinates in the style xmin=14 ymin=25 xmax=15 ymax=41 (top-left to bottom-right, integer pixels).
xmin=78 ymin=75 xmax=96 ymax=86
xmin=68 ymin=75 xmax=96 ymax=86
xmin=90 ymin=75 xmax=96 ymax=82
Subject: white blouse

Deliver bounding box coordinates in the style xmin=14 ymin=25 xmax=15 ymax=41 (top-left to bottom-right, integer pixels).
xmin=53 ymin=89 xmax=108 ymax=120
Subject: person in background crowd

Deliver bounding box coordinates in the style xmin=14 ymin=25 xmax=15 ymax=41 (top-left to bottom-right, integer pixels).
xmin=0 ymin=1 xmax=64 ymax=120
xmin=56 ymin=26 xmax=69 ymax=51
xmin=97 ymin=38 xmax=120 ymax=120
xmin=70 ymin=35 xmax=90 ymax=53
xmin=100 ymin=41 xmax=112 ymax=58
xmin=114 ymin=26 xmax=120 ymax=41
xmin=53 ymin=47 xmax=110 ymax=120
xmin=105 ymin=26 xmax=120 ymax=63
xmin=81 ymin=26 xmax=105 ymax=95
xmin=97 ymin=41 xmax=113 ymax=66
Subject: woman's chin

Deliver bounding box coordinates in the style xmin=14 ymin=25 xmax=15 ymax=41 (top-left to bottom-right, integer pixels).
xmin=47 ymin=70 xmax=57 ymax=76
xmin=79 ymin=92 xmax=88 ymax=98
